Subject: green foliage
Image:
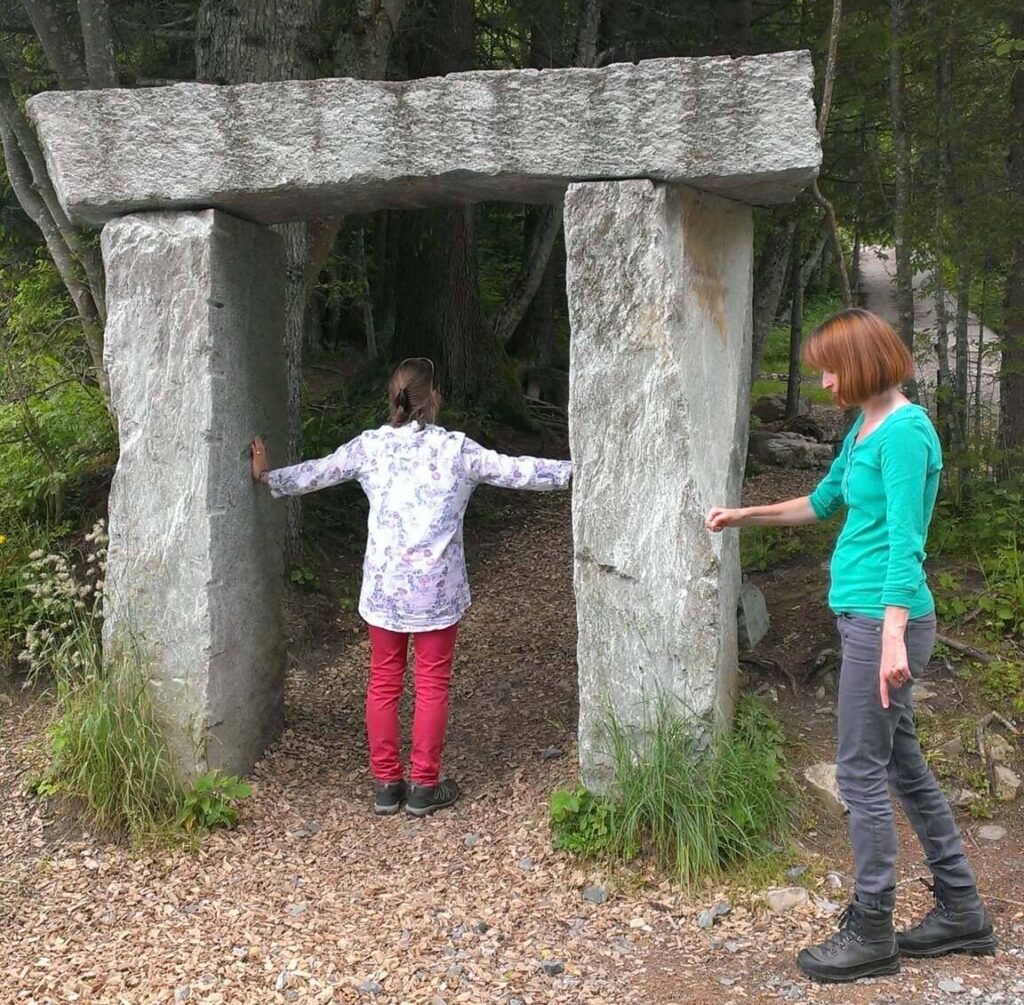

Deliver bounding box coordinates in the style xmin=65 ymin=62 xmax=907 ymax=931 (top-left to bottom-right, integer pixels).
xmin=931 ymin=474 xmax=1024 ymax=638
xmin=741 ymin=526 xmax=803 ymax=572
xmin=971 ymin=660 xmax=1024 ymax=716
xmin=760 ymin=293 xmax=845 ymax=376
xmin=178 ymin=771 xmax=252 ymax=833
xmin=750 ymin=378 xmax=834 ymax=407
xmin=964 ymin=771 xmax=996 ymax=820
xmin=39 ymin=641 xmax=182 ymax=838
xmin=336 ymin=575 xmax=360 ymax=613
xmin=966 ymin=797 xmax=996 ymax=821
xmin=0 ymin=261 xmax=114 ymax=676
xmin=740 ymin=522 xmax=833 ymax=573
xmin=288 ymin=563 xmax=321 ymax=592
xmin=0 ymin=376 xmax=113 ymax=517
xmin=17 ymin=528 xmax=250 ymax=844
xmin=549 ymin=697 xmax=792 ymax=887
xmin=550 ymin=787 xmax=617 ymax=857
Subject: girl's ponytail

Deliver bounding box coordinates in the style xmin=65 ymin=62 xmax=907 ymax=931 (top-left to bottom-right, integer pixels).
xmin=388 ymin=359 xmax=439 ymax=427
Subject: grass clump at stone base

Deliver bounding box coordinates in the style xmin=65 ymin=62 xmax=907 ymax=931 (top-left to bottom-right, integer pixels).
xmin=550 ymin=697 xmax=793 ymax=888
xmin=27 ymin=631 xmax=252 ymax=845
xmin=19 ymin=526 xmax=251 ymax=846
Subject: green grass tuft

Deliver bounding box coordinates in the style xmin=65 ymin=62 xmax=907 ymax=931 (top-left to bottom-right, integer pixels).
xmin=551 ymin=697 xmax=794 ymax=888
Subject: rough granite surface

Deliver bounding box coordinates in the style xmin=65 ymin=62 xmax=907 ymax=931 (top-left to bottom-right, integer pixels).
xmin=101 ymin=210 xmax=287 ymax=778
xmin=565 ymin=180 xmax=752 ymax=791
xmin=29 ymin=53 xmax=820 ymax=225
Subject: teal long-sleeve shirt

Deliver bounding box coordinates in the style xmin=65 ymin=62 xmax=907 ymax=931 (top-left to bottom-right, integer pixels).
xmin=809 ymin=404 xmax=942 ymax=619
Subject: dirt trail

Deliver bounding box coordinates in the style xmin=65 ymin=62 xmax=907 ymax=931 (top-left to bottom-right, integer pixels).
xmin=858 ymin=246 xmax=1001 ymax=432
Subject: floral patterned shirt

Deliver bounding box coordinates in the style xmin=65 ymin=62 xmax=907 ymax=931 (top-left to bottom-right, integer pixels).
xmin=265 ymin=422 xmax=572 ymax=632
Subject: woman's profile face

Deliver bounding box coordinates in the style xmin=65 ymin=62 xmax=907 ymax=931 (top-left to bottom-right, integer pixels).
xmin=821 ymin=369 xmax=839 ymax=397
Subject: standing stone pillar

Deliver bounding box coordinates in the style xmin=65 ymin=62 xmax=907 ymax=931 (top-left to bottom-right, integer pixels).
xmin=566 ymin=181 xmax=753 ymax=791
xmin=101 ymin=210 xmax=287 ymax=778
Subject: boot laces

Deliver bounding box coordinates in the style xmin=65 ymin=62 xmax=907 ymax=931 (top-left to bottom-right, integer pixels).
xmin=818 ymin=906 xmax=864 ymax=954
xmin=907 ymin=879 xmax=948 ymax=933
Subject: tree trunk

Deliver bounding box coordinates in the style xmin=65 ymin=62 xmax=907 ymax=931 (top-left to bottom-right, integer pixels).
xmin=932 ymin=0 xmax=953 ymax=445
xmin=0 ymin=70 xmax=109 ymax=402
xmin=751 ymin=210 xmax=796 ymax=381
xmin=575 ymin=0 xmax=602 ymax=67
xmin=712 ymin=0 xmax=752 ymax=56
xmin=18 ymin=0 xmax=89 ymax=89
xmin=390 ymin=0 xmax=517 ymax=407
xmin=810 ymin=0 xmax=853 ymax=308
xmin=392 ymin=204 xmax=508 ymax=404
xmin=1003 ymin=242 xmax=1024 ymax=452
xmin=786 ymin=230 xmax=805 ymax=419
xmin=77 ymin=0 xmax=118 ymax=88
xmin=800 ymin=228 xmax=828 ymax=291
xmin=889 ymin=0 xmax=918 ymax=399
xmin=493 ymin=203 xmax=563 ymax=346
xmin=1001 ymin=12 xmax=1024 ymax=452
xmin=975 ymin=272 xmax=986 ymax=439
xmin=196 ymin=0 xmax=330 ymax=562
xmin=508 ymin=209 xmax=561 ymax=370
xmin=494 ymin=0 xmax=599 ymax=350
xmin=352 ymin=223 xmax=377 ymax=360
xmin=953 ymin=258 xmax=970 ymax=449
xmin=333 ymin=0 xmax=405 ymax=78
xmin=851 ymin=222 xmax=861 ymax=301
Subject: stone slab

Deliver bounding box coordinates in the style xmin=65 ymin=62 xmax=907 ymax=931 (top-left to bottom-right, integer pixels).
xmin=737 ymin=582 xmax=770 ymax=650
xmin=28 ymin=53 xmax=820 ymax=226
xmin=102 ymin=209 xmax=287 ymax=778
xmin=566 ymin=180 xmax=752 ymax=791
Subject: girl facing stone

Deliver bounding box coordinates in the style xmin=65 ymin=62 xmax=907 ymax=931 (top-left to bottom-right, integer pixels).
xmin=251 ymin=357 xmax=571 ymax=817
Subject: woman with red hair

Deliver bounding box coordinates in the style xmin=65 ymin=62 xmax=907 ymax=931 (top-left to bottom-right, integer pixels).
xmin=707 ymin=308 xmax=995 ymax=983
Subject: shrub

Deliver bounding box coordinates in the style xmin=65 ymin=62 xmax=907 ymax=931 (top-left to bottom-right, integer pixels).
xmin=550 ymin=697 xmax=793 ymax=887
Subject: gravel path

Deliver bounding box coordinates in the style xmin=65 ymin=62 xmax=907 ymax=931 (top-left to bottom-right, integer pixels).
xmin=2 ymin=490 xmax=1022 ymax=1004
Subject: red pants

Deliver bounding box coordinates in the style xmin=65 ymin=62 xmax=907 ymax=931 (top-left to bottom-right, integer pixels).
xmin=366 ymin=623 xmax=459 ymax=786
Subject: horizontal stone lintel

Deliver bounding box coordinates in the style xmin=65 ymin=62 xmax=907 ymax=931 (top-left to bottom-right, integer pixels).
xmin=28 ymin=53 xmax=821 ymax=226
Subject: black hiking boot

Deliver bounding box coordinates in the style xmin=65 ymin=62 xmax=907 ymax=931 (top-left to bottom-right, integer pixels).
xmin=405 ymin=779 xmax=460 ymax=817
xmin=373 ymin=779 xmax=407 ymax=816
xmin=796 ymin=901 xmax=900 ymax=983
xmin=897 ymin=880 xmax=997 ymax=958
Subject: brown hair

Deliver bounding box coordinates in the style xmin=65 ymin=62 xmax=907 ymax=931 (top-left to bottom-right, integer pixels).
xmin=388 ymin=357 xmax=440 ymax=427
xmin=802 ymin=308 xmax=914 ymax=407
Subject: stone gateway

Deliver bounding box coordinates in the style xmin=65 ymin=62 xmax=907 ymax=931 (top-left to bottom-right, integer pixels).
xmin=28 ymin=53 xmax=821 ymax=785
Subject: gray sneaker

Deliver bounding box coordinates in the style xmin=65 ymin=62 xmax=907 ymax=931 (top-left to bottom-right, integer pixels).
xmin=405 ymin=779 xmax=460 ymax=817
xmin=373 ymin=779 xmax=407 ymax=816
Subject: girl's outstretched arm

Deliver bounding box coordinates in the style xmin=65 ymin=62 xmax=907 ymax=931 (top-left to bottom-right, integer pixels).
xmin=461 ymin=438 xmax=571 ymax=491
xmin=251 ymin=434 xmax=367 ymax=497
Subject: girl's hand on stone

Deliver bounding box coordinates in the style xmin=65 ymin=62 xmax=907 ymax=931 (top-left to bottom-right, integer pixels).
xmin=879 ymin=632 xmax=911 ymax=709
xmin=250 ymin=436 xmax=268 ymax=483
xmin=705 ymin=507 xmax=744 ymax=532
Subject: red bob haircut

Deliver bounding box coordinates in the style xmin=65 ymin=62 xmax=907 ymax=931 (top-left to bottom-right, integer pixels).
xmin=802 ymin=308 xmax=914 ymax=408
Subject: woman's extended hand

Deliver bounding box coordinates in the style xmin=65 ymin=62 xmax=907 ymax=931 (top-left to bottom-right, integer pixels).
xmin=250 ymin=436 xmax=268 ymax=483
xmin=705 ymin=507 xmax=746 ymax=532
xmin=879 ymin=630 xmax=911 ymax=709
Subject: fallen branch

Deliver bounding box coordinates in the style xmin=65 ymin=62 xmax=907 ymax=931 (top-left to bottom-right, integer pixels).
xmin=977 ymin=710 xmax=1020 ymax=736
xmin=935 ymin=632 xmax=994 ymax=664
xmin=739 ymin=655 xmax=799 ymax=695
xmin=975 ymin=710 xmax=1019 ymax=799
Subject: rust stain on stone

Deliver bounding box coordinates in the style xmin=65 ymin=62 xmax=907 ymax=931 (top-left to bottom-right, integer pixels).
xmin=681 ymin=190 xmax=728 ymax=346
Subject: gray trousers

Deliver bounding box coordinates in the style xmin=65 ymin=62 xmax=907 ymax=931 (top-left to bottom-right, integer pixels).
xmin=835 ymin=612 xmax=976 ymax=909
